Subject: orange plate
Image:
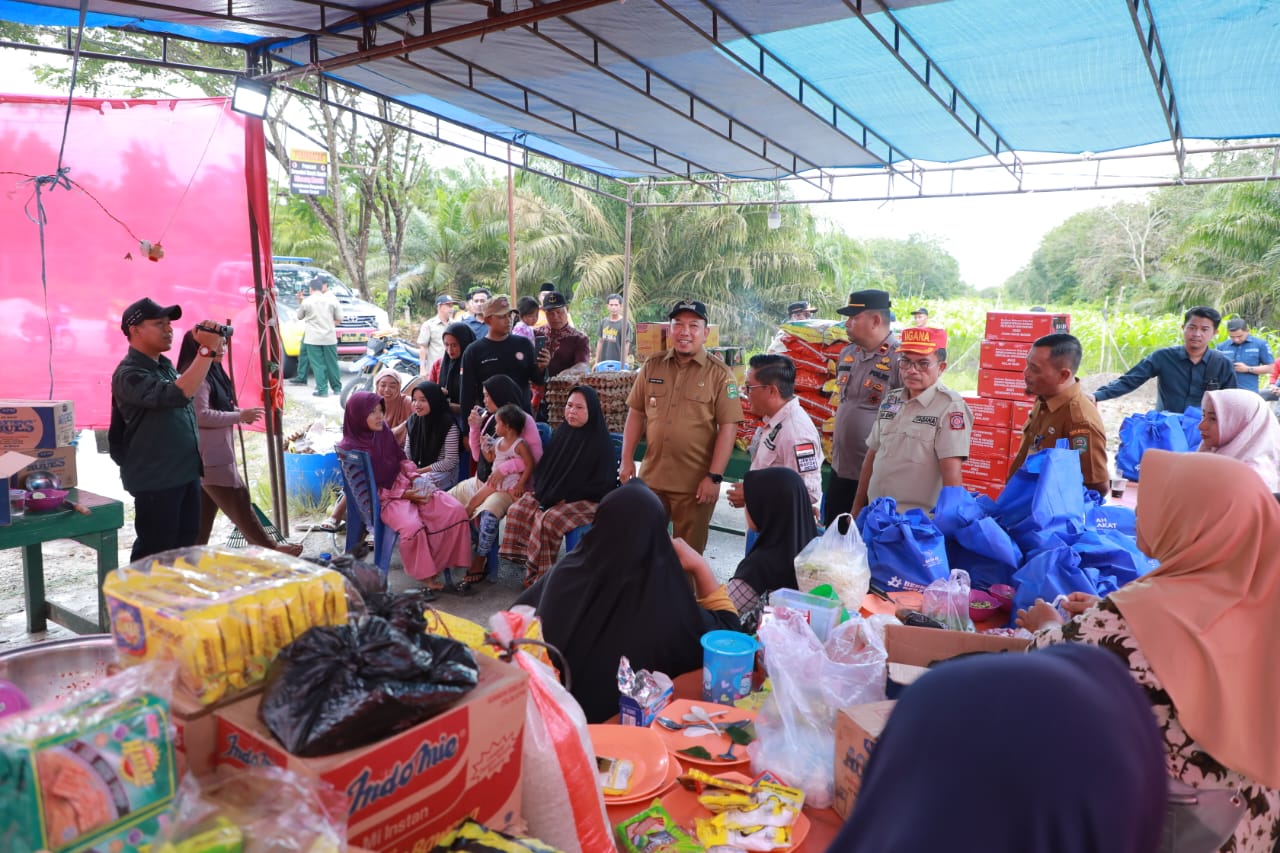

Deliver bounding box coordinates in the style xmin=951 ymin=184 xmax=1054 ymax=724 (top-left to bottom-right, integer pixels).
xmin=648 ymin=698 xmax=757 ymax=767
xmin=587 ymin=724 xmax=671 ymax=801
xmin=605 ymin=754 xmax=683 ymax=806
xmin=660 ymin=771 xmax=811 ymax=852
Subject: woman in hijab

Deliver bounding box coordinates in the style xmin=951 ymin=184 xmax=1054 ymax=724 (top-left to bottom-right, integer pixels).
xmin=177 ymin=331 xmax=303 ymax=556
xmin=428 ymin=322 xmax=476 ymax=415
xmin=448 ymin=374 xmax=545 ymax=584
xmin=1019 ymin=450 xmax=1280 ymax=852
xmin=833 ymin=644 xmax=1167 ymax=853
xmin=373 ymin=367 xmax=412 ymax=440
xmin=516 ymin=479 xmax=741 ymax=723
xmin=404 ymin=379 xmax=460 ymax=491
xmin=500 ymin=386 xmax=617 ymax=587
xmin=338 ymin=391 xmax=472 ymax=595
xmin=726 ymin=467 xmax=818 ymax=624
xmin=1199 ymin=388 xmax=1280 ymax=490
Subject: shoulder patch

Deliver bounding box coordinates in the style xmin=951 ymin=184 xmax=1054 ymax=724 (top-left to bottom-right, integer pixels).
xmin=949 ymin=412 xmax=966 ymax=430
xmin=794 ymin=441 xmax=819 ymax=472
xmin=1070 ymin=434 xmax=1089 ymax=451
xmin=726 ymin=383 xmax=739 ymax=400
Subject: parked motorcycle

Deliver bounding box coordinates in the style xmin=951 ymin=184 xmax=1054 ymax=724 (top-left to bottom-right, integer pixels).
xmin=339 ymin=333 xmax=421 ymax=406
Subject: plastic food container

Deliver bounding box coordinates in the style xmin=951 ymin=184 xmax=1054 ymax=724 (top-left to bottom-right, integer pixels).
xmin=768 ymin=587 xmax=842 ymax=642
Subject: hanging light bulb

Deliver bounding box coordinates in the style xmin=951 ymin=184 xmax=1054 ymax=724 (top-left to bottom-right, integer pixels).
xmin=767 ymin=202 xmax=782 ymax=230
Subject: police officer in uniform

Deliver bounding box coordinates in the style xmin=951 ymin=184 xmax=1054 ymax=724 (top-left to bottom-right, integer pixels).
xmin=621 ymin=298 xmax=742 ymax=553
xmin=1009 ymin=333 xmax=1109 ymax=495
xmin=825 ymin=289 xmax=901 ymax=525
xmin=852 ymin=326 xmax=972 ymax=515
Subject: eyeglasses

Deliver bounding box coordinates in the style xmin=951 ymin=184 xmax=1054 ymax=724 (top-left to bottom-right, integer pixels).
xmin=742 ymin=383 xmax=772 ymax=394
xmin=899 ymin=358 xmax=938 ymax=372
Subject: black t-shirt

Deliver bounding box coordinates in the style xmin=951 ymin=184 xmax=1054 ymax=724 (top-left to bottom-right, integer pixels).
xmin=459 ymin=334 xmax=538 ymax=413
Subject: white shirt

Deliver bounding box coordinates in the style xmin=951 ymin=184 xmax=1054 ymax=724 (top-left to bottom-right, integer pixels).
xmin=749 ymin=396 xmax=824 ymax=505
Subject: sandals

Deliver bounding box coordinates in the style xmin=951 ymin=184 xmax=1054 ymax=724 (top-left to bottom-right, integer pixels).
xmin=304 ymin=518 xmax=345 ymax=533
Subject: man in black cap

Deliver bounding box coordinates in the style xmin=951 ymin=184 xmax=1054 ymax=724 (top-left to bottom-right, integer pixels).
xmin=417 ymin=293 xmax=457 ymax=370
xmin=112 ymin=298 xmax=226 ymax=560
xmin=1215 ymin=317 xmax=1273 ymax=395
xmin=911 ymin=307 xmax=929 ymax=328
xmin=825 ymin=289 xmax=901 ymax=525
xmin=622 ymin=298 xmax=742 ymax=553
xmin=767 ymin=300 xmax=816 ymax=353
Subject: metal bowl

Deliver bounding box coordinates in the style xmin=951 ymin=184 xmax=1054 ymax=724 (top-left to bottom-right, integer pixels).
xmin=23 ymin=471 xmax=61 ymax=492
xmin=0 ymin=635 xmax=117 ymax=707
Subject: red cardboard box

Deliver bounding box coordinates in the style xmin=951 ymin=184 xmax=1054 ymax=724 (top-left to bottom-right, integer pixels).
xmin=968 ymin=425 xmax=1014 ymax=459
xmin=962 ymin=476 xmax=1003 ymax=502
xmin=962 ymin=454 xmax=1012 ymax=483
xmin=977 ymin=369 xmax=1033 ymax=401
xmin=214 ymin=655 xmax=528 ymax=851
xmin=984 ymin=311 xmax=1070 ymax=342
xmin=978 ymin=339 xmax=1032 ymax=372
xmin=1010 ymin=399 xmax=1035 ymax=430
xmin=962 ymin=395 xmax=1013 ymax=429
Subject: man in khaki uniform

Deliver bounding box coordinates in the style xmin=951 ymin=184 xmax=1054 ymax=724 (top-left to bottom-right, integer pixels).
xmin=622 ymin=298 xmax=741 ymax=553
xmin=290 ymin=276 xmax=344 ymax=397
xmin=1010 ymin=333 xmax=1109 ymax=494
xmin=852 ymin=326 xmax=972 ymax=515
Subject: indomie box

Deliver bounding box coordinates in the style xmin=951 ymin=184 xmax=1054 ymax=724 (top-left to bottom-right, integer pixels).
xmin=962 ymin=477 xmax=1003 ymax=502
xmin=0 ymin=400 xmax=76 ymax=450
xmin=977 ymin=369 xmax=1033 ymax=401
xmin=983 ymin=311 xmax=1070 ymax=343
xmin=978 ymin=339 xmax=1032 ymax=372
xmin=214 ymin=654 xmax=528 ymax=852
xmin=833 ymin=700 xmax=895 ymax=820
xmin=962 ymin=395 xmax=1012 ymax=429
xmin=1010 ymin=399 xmax=1035 ymax=430
xmin=962 ymin=454 xmax=1013 ymax=483
xmin=968 ymin=425 xmax=1014 ymax=460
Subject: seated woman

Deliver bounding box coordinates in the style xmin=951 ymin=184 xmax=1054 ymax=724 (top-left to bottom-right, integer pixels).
xmin=1199 ymin=388 xmax=1280 ymax=490
xmin=832 ymin=644 xmax=1166 ymax=853
xmin=501 ymin=385 xmax=617 ymax=587
xmin=338 ymin=391 xmax=472 ymax=597
xmin=405 ymin=379 xmax=461 ymax=491
xmin=516 ymin=479 xmax=741 ymax=723
xmin=448 ymin=375 xmax=544 ymax=584
xmin=176 ymin=331 xmax=303 ymax=557
xmin=373 ymin=367 xmax=413 ymax=442
xmin=726 ymin=467 xmax=818 ymax=627
xmin=1017 ymin=450 xmax=1280 ymax=852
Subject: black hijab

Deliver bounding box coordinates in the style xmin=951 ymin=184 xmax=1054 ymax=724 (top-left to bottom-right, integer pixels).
xmin=534 ymin=386 xmax=617 ymax=508
xmin=176 ymin=330 xmax=235 ymax=412
xmin=438 ymin=322 xmax=476 ymax=405
xmin=519 ymin=480 xmax=738 ymax=723
xmin=833 ymin=644 xmax=1167 ymax=853
xmin=405 ymin=379 xmax=455 ymax=468
xmin=476 ymin=374 xmax=530 ymax=482
xmin=732 ymin=467 xmax=817 ymax=595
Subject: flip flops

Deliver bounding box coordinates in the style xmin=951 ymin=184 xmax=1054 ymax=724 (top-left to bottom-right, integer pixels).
xmin=303 ymin=518 xmax=345 ymax=533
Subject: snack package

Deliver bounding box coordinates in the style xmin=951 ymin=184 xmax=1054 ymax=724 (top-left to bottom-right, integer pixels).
xmin=104 ymin=546 xmax=355 ymax=706
xmin=152 ymin=766 xmax=346 ymax=853
xmin=615 ymin=803 xmax=702 ymax=853
xmin=0 ymin=662 xmax=178 ymax=853
xmin=617 ymin=656 xmax=674 ymax=727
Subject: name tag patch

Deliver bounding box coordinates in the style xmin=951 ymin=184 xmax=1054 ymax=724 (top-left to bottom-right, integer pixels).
xmin=912 ymin=415 xmax=938 ymax=426
xmin=648 ymin=377 xmax=665 ymax=384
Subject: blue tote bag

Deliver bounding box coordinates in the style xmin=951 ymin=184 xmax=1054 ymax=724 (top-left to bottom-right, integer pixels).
xmin=1115 ymin=411 xmax=1189 ymax=481
xmin=992 ymin=444 xmax=1087 ymax=557
xmin=933 ymin=486 xmax=1023 ymax=589
xmin=857 ymin=497 xmax=950 ymax=592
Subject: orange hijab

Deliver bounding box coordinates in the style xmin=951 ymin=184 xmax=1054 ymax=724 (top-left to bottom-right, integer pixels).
xmin=1110 ymin=449 xmax=1280 ymax=787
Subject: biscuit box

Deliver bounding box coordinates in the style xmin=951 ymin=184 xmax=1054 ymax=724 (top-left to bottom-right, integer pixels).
xmin=0 ymin=400 xmax=76 ymax=450
xmin=961 ymin=395 xmax=1012 ymax=429
xmin=978 ymin=339 xmax=1033 ymax=372
xmin=10 ymin=445 xmax=78 ymax=489
xmin=962 ymin=453 xmax=1012 ymax=483
xmin=832 ymin=700 xmax=895 ymax=820
xmin=968 ymin=425 xmax=1014 ymax=460
xmin=1010 ymin=399 xmax=1035 ymax=430
xmin=983 ymin=311 xmax=1071 ymax=343
xmin=214 ymin=654 xmax=528 ymax=852
xmin=976 ymin=369 xmax=1034 ymax=401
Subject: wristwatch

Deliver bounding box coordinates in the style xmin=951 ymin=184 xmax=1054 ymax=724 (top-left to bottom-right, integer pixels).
xmin=197 ymin=345 xmax=216 ymax=358
xmin=706 ymin=473 xmax=724 ymax=484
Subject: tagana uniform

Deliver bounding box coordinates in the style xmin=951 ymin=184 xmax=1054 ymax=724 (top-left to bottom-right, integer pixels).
xmin=1010 ymin=379 xmax=1109 ymax=495
xmin=866 ymin=383 xmax=973 ymax=513
xmin=626 ymin=348 xmax=742 ymax=552
xmin=748 ymin=395 xmax=824 ymax=507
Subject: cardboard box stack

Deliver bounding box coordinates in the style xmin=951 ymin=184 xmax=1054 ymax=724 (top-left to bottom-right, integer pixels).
xmin=0 ymin=400 xmax=78 ymax=489
xmin=961 ymin=312 xmax=1070 ymax=500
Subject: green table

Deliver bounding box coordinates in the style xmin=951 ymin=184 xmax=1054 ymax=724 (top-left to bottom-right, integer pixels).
xmin=1 ymin=489 xmax=124 ymax=634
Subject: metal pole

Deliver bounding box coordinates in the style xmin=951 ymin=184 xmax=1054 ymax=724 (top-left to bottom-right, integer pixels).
xmin=247 ymin=196 xmax=288 ymax=536
xmin=507 ymin=142 xmax=517 ymax=301
xmin=621 ymin=186 xmax=634 ymax=362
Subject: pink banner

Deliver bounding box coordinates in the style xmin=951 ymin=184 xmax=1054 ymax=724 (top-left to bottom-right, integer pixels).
xmin=0 ymin=95 xmax=270 ymax=428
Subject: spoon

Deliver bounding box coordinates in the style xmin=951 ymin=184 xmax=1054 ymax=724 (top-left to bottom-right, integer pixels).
xmin=688 ymin=704 xmax=724 ymax=736
xmin=655 ymin=716 xmax=750 ymax=731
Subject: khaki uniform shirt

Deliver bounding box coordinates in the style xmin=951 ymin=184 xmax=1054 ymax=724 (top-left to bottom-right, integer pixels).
xmin=296 ymin=291 xmax=342 ymax=346
xmin=866 ymin=382 xmax=972 ymax=513
xmin=749 ymin=396 xmax=824 ymax=505
xmin=831 ymin=335 xmax=901 ymax=479
xmin=1010 ymin=379 xmax=1109 ymax=493
xmin=626 ymin=348 xmax=742 ymax=494
xmin=417 ymin=316 xmax=449 ymax=369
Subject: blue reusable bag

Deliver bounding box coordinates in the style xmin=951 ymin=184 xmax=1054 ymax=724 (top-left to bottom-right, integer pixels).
xmin=857 ymin=497 xmax=950 ymax=592
xmin=1010 ymin=543 xmax=1101 ymax=616
xmin=1072 ymin=527 xmax=1157 ymax=594
xmin=991 ymin=444 xmax=1087 ymax=556
xmin=1083 ymin=491 xmax=1137 ymax=538
xmin=1181 ymin=406 xmax=1204 ymax=451
xmin=1115 ymin=411 xmax=1189 ymax=481
xmin=933 ymin=486 xmax=1023 ymax=589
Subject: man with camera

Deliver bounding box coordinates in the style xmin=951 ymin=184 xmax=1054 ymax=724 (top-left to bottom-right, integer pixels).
xmin=112 ymin=298 xmax=228 ymax=560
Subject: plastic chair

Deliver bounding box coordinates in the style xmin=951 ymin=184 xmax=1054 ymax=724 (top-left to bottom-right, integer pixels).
xmin=564 ymin=433 xmax=626 ymax=552
xmin=594 ymin=360 xmax=623 ymax=372
xmin=535 ymin=420 xmax=553 ymax=448
xmin=336 ymin=448 xmax=398 ymax=576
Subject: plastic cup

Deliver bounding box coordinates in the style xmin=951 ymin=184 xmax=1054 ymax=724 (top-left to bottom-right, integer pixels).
xmin=700 ymin=630 xmax=758 ymax=704
xmin=8 ymin=490 xmax=26 ymax=519
xmin=1110 ymin=477 xmax=1128 ymax=499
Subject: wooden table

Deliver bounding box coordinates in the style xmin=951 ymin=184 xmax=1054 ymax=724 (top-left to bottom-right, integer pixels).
xmin=0 ymin=489 xmax=123 ymax=634
xmin=604 ymin=670 xmax=844 ymax=851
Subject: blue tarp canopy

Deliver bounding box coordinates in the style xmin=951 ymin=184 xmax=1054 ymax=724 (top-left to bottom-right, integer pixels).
xmin=3 ymin=0 xmax=1278 ymax=182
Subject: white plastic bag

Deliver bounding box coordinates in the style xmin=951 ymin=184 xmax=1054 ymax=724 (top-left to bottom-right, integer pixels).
xmin=792 ymin=513 xmax=872 ymax=610
xmin=922 ymin=568 xmax=974 ymax=632
xmin=747 ymin=608 xmax=888 ymax=807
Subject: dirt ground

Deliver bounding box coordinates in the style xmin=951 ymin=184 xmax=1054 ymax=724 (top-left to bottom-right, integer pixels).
xmin=0 ymin=372 xmax=1156 ymax=649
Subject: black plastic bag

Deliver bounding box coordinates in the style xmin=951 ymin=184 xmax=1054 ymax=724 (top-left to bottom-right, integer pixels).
xmin=260 ymin=616 xmax=480 ymax=756
xmin=323 ymin=554 xmax=388 ymax=602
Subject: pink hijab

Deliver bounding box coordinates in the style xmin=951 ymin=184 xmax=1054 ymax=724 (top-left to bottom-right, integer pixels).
xmin=1199 ymin=388 xmax=1280 ymax=491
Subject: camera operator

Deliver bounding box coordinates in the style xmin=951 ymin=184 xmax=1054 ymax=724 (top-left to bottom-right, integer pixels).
xmin=112 ymin=298 xmax=227 ymax=561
